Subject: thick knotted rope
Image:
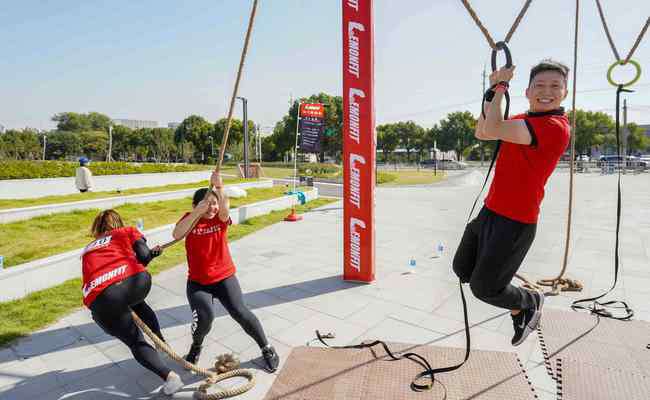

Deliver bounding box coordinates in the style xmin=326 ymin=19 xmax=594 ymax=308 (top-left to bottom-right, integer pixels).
xmin=132 ymin=312 xmax=255 ymax=399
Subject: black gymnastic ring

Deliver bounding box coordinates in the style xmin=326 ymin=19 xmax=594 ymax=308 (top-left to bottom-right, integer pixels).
xmin=491 ymin=41 xmax=513 ymax=72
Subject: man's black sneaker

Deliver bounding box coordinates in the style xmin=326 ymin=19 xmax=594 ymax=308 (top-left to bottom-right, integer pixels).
xmin=261 ymin=345 xmax=280 ymax=372
xmin=184 ymin=343 xmax=202 ymax=365
xmin=511 ymin=289 xmax=544 ymax=346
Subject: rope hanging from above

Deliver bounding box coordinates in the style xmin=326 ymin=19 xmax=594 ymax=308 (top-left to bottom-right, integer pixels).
xmin=460 ymin=0 xmax=533 ymax=49
xmin=160 ymin=0 xmax=259 ymax=250
xmin=536 ymin=0 xmax=583 ymax=296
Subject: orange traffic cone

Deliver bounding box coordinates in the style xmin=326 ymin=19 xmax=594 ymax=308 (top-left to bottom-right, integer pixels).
xmin=284 ymin=207 xmax=302 ymax=222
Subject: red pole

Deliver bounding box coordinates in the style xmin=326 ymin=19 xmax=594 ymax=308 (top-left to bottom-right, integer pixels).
xmin=342 ymin=0 xmax=375 ymax=283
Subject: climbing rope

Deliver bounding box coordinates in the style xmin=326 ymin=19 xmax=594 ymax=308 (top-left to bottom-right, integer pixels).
xmin=129 ymin=2 xmax=260 ymax=397
xmin=536 ymin=0 xmax=583 ymax=296
xmin=460 ymin=0 xmax=532 ymax=50
xmin=160 ymin=0 xmax=259 ymax=250
xmin=569 ymin=1 xmax=648 ymax=320
xmin=594 ymin=0 xmax=649 ymax=65
xmin=570 ymin=84 xmax=634 ymax=321
xmin=132 ymin=313 xmax=255 ymax=399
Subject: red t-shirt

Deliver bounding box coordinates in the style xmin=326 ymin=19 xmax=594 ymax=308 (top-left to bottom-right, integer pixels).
xmin=485 ymin=109 xmax=570 ymax=224
xmin=81 ymin=226 xmax=146 ymax=307
xmin=181 ymin=213 xmax=236 ymax=285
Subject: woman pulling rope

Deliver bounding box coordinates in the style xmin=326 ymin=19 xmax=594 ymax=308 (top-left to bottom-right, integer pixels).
xmin=81 ymin=210 xmax=184 ymax=395
xmin=172 ymin=170 xmax=280 ymax=372
xmin=127 ymin=0 xmax=262 ymax=397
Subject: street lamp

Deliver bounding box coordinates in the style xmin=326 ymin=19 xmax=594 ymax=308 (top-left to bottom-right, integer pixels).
xmin=42 ymin=134 xmax=47 ymax=161
xmin=236 ymin=96 xmax=249 ymax=178
xmin=106 ymin=124 xmax=113 ymax=162
xmin=209 ymin=136 xmax=214 ymax=156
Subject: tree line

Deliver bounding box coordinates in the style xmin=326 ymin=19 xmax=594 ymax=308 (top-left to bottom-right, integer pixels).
xmin=1 ymin=100 xmax=647 ymax=163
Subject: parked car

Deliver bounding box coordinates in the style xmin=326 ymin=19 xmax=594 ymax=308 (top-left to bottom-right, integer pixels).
xmin=420 ymin=159 xmax=468 ymax=170
xmin=598 ymin=155 xmax=647 ymax=168
xmin=439 ymin=160 xmax=467 ymax=170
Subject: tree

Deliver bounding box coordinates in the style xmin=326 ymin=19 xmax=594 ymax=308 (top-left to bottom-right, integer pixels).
xmin=376 ymin=124 xmax=399 ymax=162
xmin=260 ymin=135 xmax=276 ymax=162
xmin=51 ymin=112 xmax=111 ymax=132
xmin=626 ymin=123 xmax=650 ymax=155
xmin=213 ymin=117 xmax=257 ymax=161
xmin=175 ymin=115 xmax=213 ymax=162
xmin=110 ymin=125 xmax=134 ymax=161
xmin=392 ymin=121 xmax=424 ymax=162
xmin=87 ymin=112 xmax=112 ymax=131
xmin=47 ymin=131 xmax=81 ymax=160
xmin=570 ymin=109 xmax=614 ymax=155
xmin=150 ymin=128 xmax=176 ymax=162
xmin=79 ymin=131 xmax=107 ymax=160
xmin=437 ymin=111 xmax=477 ymax=160
xmin=422 ymin=125 xmax=439 ymax=160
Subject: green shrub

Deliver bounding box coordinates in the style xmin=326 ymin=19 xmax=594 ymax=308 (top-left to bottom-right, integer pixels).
xmin=376 ymin=171 xmax=397 ymax=184
xmin=0 ymin=160 xmax=210 ymax=180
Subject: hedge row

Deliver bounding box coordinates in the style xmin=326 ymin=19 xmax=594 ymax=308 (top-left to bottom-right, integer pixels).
xmin=0 ymin=160 xmax=211 ymax=180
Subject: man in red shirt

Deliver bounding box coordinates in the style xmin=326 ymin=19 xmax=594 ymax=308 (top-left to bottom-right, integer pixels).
xmin=453 ymin=60 xmax=571 ymax=346
xmin=173 ymin=171 xmax=279 ymax=372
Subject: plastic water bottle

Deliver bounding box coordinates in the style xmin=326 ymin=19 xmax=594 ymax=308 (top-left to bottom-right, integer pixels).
xmin=0 ymin=255 xmax=4 ymax=270
xmin=136 ymin=218 xmax=144 ymax=232
xmin=408 ymin=258 xmax=417 ymax=274
xmin=436 ymin=242 xmax=445 ymax=258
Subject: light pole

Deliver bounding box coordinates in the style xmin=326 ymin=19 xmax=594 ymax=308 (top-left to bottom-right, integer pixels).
xmin=209 ymin=136 xmax=214 ymax=157
xmin=236 ymin=96 xmax=249 ymax=178
xmin=42 ymin=134 xmax=47 ymax=161
xmin=107 ymin=124 xmax=113 ymax=162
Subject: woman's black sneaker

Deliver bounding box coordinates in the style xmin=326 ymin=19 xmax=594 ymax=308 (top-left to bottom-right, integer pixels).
xmin=184 ymin=343 xmax=202 ymax=365
xmin=261 ymin=345 xmax=279 ymax=372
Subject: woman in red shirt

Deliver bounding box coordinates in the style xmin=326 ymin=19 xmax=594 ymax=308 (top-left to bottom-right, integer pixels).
xmin=173 ymin=171 xmax=279 ymax=372
xmin=82 ymin=209 xmax=183 ymax=395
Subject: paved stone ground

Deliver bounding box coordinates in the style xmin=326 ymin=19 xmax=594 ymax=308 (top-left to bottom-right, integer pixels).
xmin=1 ymin=170 xmax=649 ymax=399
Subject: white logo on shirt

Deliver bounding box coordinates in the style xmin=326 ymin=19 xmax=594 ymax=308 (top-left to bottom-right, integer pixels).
xmin=82 ymin=265 xmax=127 ymax=298
xmin=192 ymin=225 xmax=221 ymax=236
xmin=83 ymin=235 xmax=112 ymax=254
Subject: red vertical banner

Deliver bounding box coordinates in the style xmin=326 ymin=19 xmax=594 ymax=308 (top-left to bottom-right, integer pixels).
xmin=343 ymin=0 xmax=375 ymax=282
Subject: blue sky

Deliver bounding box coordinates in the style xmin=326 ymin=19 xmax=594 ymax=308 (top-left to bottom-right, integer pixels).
xmin=1 ymin=0 xmax=648 ymax=132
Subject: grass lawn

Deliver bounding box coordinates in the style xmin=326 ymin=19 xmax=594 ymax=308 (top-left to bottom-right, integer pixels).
xmin=0 ymin=185 xmax=309 ymax=268
xmin=0 ymin=177 xmax=253 ymax=210
xmin=380 ymin=170 xmax=447 ymax=186
xmin=0 ymin=198 xmax=337 ymax=348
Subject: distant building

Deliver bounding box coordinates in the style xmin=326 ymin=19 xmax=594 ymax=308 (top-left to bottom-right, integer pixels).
xmin=111 ymin=119 xmax=158 ymax=129
xmin=168 ymin=122 xmax=181 ymax=129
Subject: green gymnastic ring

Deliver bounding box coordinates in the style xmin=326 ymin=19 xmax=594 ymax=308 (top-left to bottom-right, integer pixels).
xmin=607 ymin=59 xmax=642 ymax=88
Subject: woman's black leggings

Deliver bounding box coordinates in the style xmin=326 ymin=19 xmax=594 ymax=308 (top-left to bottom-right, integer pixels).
xmin=90 ymin=272 xmax=170 ymax=380
xmin=187 ymin=275 xmax=268 ymax=348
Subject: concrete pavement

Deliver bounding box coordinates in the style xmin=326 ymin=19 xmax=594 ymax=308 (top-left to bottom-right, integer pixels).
xmin=1 ymin=170 xmax=649 ymax=399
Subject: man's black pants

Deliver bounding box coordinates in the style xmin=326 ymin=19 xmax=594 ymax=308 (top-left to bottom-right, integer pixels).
xmin=453 ymin=206 xmax=537 ymax=311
